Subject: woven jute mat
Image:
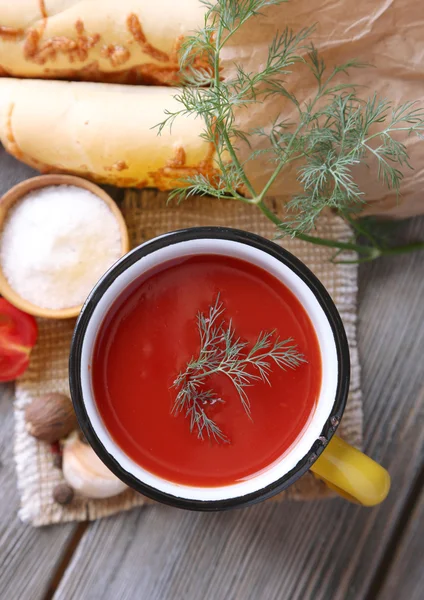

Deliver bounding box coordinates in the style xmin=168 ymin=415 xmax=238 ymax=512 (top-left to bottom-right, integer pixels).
xmin=14 ymin=190 xmax=362 ymax=526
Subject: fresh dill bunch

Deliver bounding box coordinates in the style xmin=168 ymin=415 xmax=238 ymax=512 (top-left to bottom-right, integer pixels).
xmin=156 ymin=0 xmax=424 ymax=263
xmin=172 ymin=294 xmax=305 ymax=443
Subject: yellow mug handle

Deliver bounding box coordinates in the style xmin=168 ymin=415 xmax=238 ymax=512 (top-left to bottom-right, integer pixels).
xmin=310 ymin=435 xmax=391 ymax=506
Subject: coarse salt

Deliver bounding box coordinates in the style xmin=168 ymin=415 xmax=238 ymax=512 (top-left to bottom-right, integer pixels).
xmin=0 ymin=185 xmax=123 ymax=310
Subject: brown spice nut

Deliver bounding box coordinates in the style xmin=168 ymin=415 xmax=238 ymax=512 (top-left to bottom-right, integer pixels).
xmin=25 ymin=393 xmax=78 ymax=443
xmin=53 ymin=483 xmax=74 ymax=505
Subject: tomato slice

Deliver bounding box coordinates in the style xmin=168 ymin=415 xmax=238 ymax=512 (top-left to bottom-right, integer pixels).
xmin=0 ymin=350 xmax=31 ymax=382
xmin=0 ymin=299 xmax=38 ymax=382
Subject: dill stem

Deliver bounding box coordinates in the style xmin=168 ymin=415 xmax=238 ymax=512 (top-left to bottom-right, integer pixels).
xmin=257 ymin=200 xmax=424 ymax=260
xmin=365 ymin=126 xmax=420 ymax=141
xmin=380 ymin=241 xmax=424 ymax=256
xmin=223 ymin=128 xmax=258 ymax=198
xmin=258 ymin=200 xmax=368 ymax=252
xmin=255 ymin=123 xmax=305 ymax=204
xmin=255 ymin=162 xmax=285 ymax=205
xmin=214 ymin=23 xmax=258 ymax=199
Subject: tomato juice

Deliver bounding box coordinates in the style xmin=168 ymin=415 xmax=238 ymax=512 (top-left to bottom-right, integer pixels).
xmin=92 ymin=254 xmax=321 ymax=487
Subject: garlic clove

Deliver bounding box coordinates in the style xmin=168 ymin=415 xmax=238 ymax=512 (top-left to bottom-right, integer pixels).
xmin=62 ymin=433 xmax=127 ymax=499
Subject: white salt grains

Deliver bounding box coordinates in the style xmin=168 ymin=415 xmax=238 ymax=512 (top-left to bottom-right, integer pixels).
xmin=0 ymin=185 xmax=123 ymax=310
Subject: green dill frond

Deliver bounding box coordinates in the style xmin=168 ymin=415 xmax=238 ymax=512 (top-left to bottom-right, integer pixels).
xmin=172 ymin=293 xmax=305 ymax=442
xmin=154 ymin=0 xmax=424 ymax=262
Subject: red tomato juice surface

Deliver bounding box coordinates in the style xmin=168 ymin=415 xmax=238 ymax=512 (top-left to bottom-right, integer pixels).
xmin=92 ymin=254 xmax=322 ymax=487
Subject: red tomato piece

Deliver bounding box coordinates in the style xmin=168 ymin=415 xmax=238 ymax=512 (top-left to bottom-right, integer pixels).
xmin=0 ymin=298 xmax=38 ymax=382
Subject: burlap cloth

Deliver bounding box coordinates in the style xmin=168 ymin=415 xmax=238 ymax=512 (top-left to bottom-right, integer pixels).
xmin=13 ymin=190 xmax=362 ymax=526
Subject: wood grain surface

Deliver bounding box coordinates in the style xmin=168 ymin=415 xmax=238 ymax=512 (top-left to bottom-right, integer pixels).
xmin=0 ymin=150 xmax=79 ymax=600
xmin=380 ymin=489 xmax=424 ymax=600
xmin=0 ymin=146 xmax=423 ymax=600
xmin=0 ymin=383 xmax=77 ymax=600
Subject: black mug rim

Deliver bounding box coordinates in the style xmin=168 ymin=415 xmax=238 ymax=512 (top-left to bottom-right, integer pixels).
xmin=69 ymin=227 xmax=350 ymax=511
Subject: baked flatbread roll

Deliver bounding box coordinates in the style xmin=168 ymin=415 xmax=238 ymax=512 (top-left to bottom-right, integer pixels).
xmin=0 ymin=78 xmax=217 ymax=189
xmin=0 ymin=0 xmax=206 ymax=85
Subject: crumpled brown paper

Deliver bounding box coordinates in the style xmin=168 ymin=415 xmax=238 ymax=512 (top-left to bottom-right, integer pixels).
xmin=221 ymin=0 xmax=424 ymax=218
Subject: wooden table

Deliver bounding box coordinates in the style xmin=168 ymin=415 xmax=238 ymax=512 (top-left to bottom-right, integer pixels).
xmin=0 ymin=151 xmax=423 ymax=600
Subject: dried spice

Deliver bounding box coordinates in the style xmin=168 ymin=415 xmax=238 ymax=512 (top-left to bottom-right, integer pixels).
xmin=25 ymin=393 xmax=77 ymax=443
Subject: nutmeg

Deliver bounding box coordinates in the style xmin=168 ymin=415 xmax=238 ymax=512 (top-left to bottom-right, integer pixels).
xmin=25 ymin=393 xmax=77 ymax=443
xmin=53 ymin=483 xmax=74 ymax=505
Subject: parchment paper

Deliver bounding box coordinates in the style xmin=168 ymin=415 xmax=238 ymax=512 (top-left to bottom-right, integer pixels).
xmin=222 ymin=0 xmax=424 ymax=218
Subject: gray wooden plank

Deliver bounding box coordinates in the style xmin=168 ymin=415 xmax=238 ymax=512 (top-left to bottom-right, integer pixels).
xmin=0 ymin=146 xmax=124 ymax=204
xmin=379 ymin=489 xmax=424 ymax=600
xmin=53 ymin=217 xmax=424 ymax=600
xmin=0 ymin=151 xmax=78 ymax=600
xmin=0 ymin=384 xmax=77 ymax=600
xmin=0 ymin=148 xmax=38 ymax=196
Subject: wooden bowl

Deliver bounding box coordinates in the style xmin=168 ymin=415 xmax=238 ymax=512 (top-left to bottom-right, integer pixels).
xmin=0 ymin=174 xmax=130 ymax=319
